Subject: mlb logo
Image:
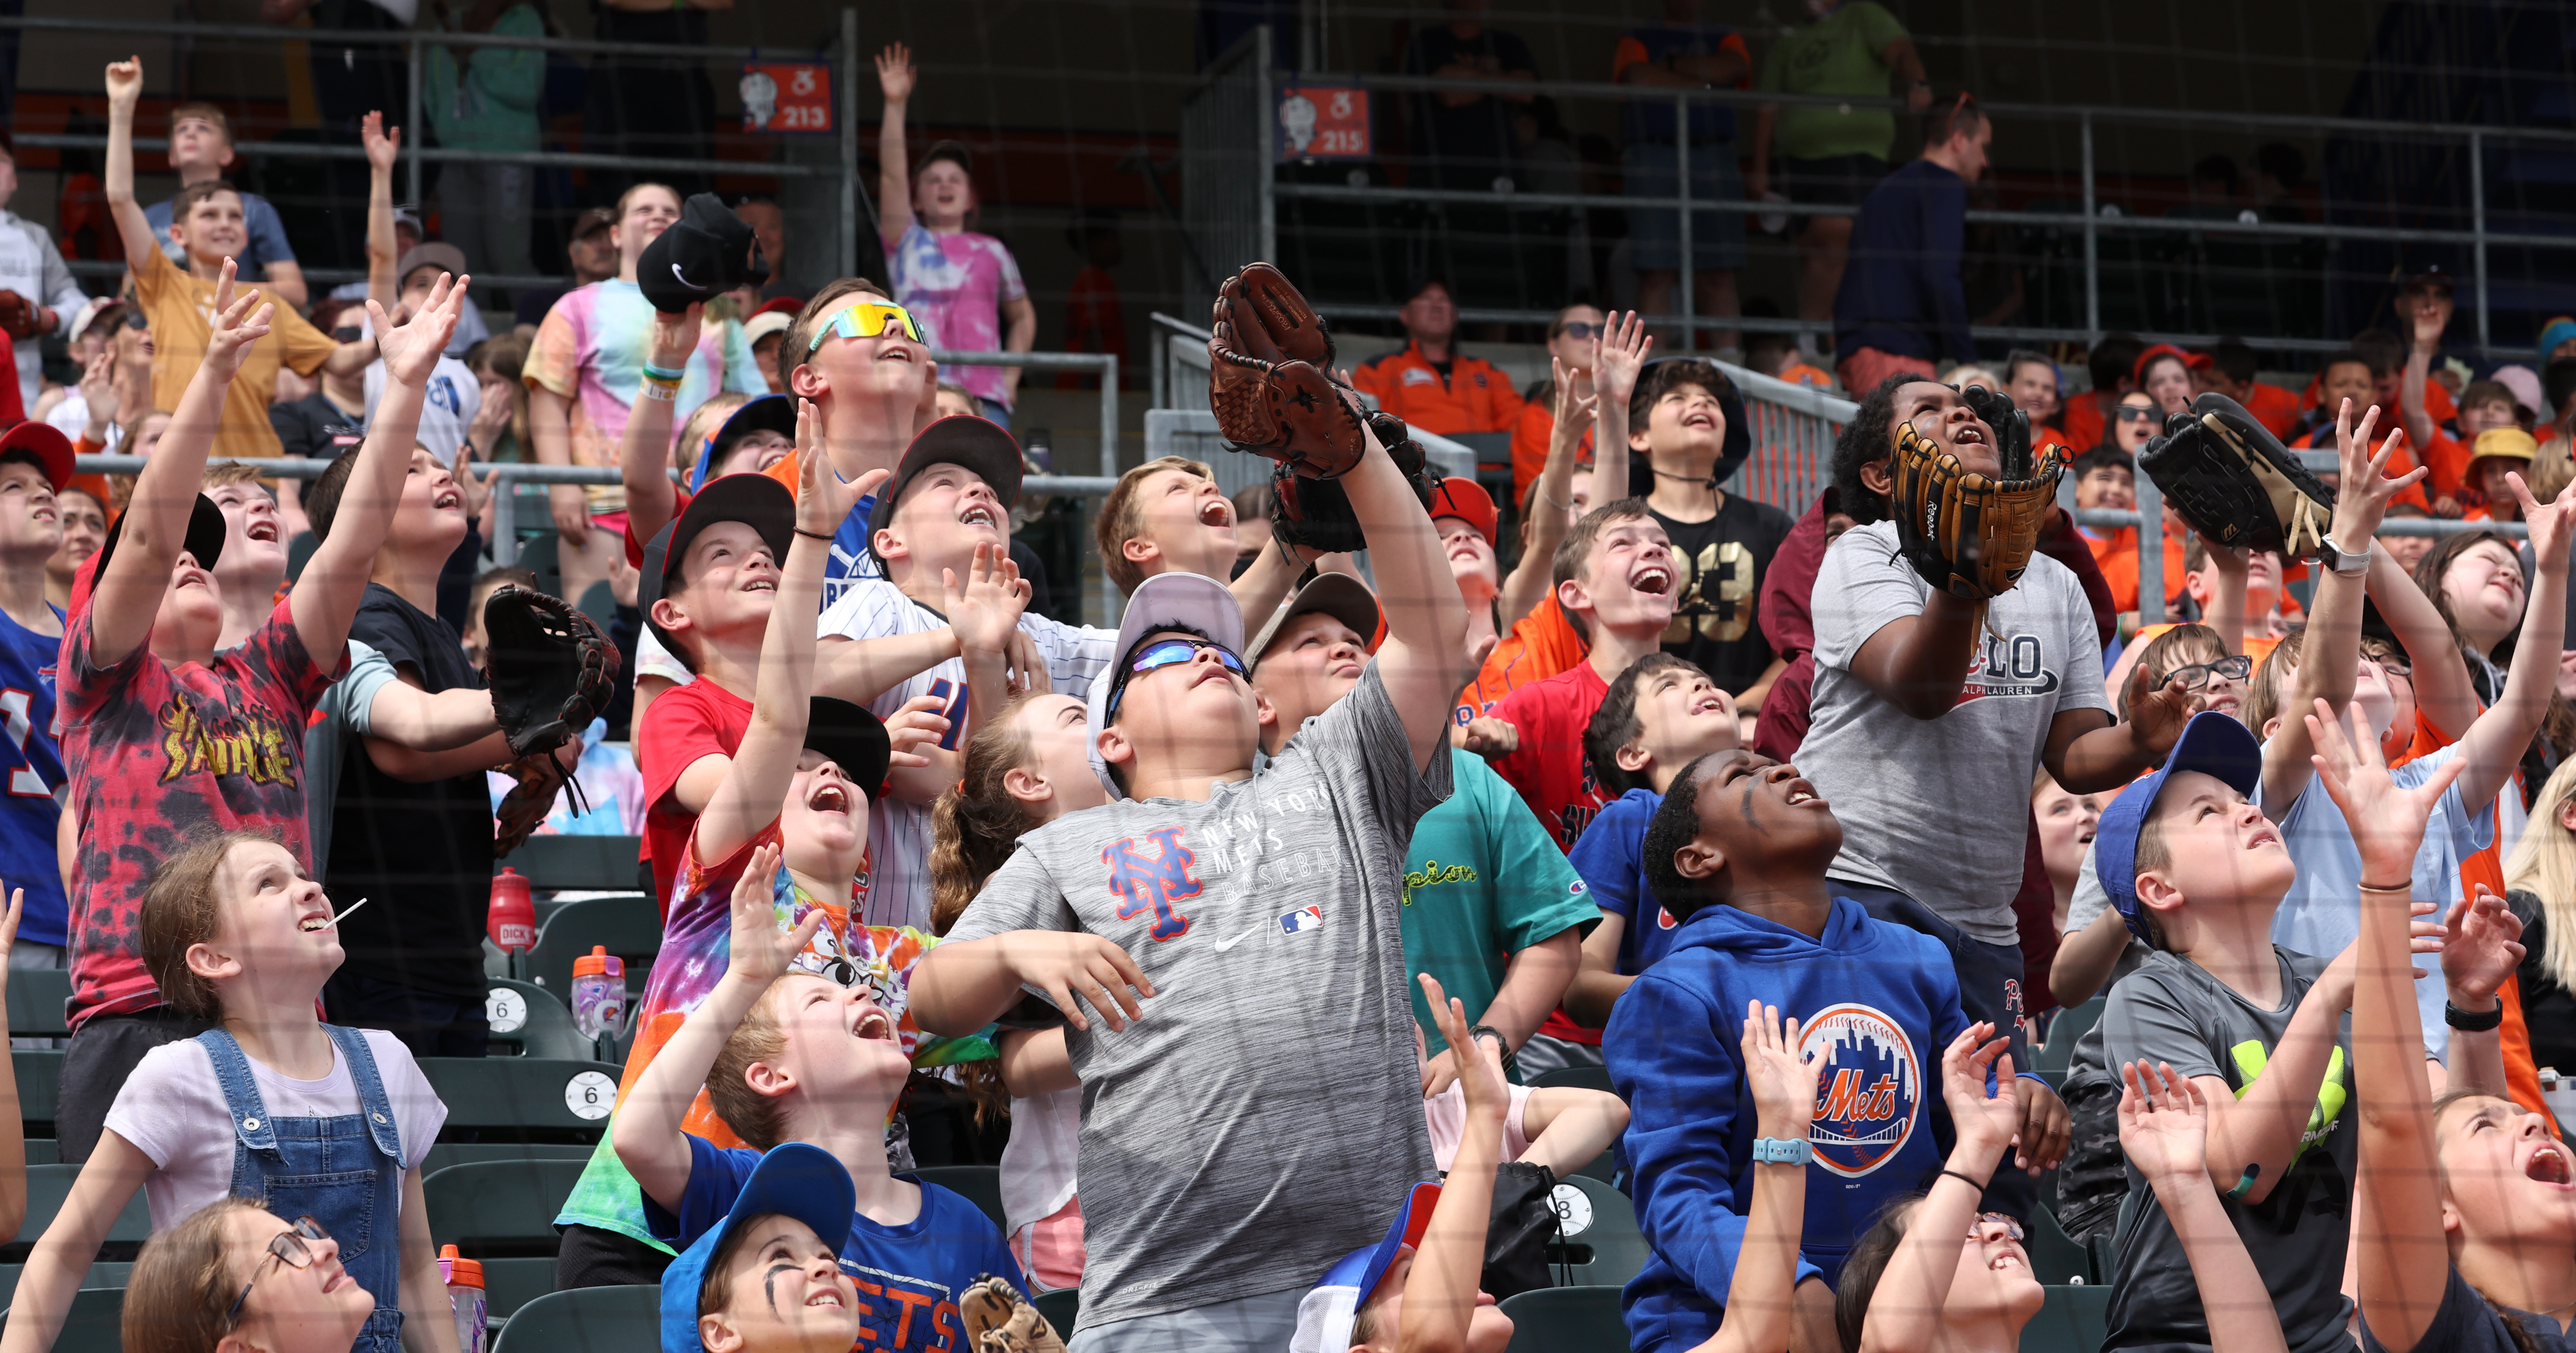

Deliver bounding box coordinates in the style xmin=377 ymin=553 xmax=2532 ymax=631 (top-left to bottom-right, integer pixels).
xmin=1801 ymin=1003 xmax=1922 ymax=1179
xmin=1402 ymin=367 xmax=1436 ymax=386
xmin=1279 ymin=905 xmax=1324 ymax=936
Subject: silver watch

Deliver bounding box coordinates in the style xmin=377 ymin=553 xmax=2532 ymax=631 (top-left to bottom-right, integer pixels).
xmin=2316 ymin=535 xmax=2371 ymax=577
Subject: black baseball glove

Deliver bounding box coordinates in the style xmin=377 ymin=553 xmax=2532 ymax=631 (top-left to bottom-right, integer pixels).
xmin=484 ymin=586 xmax=622 ymax=759
xmin=2137 ymin=392 xmax=2336 ymax=558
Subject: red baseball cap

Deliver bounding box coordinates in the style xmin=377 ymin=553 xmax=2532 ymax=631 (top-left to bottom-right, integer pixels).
xmin=1427 ymin=476 xmax=1497 ymax=545
xmin=2132 ymin=343 xmax=2193 ymax=384
xmin=0 ymin=421 xmax=75 ymax=491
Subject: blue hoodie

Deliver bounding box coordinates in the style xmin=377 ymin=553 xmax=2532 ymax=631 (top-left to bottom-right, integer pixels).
xmin=1605 ymin=896 xmax=1971 ymax=1353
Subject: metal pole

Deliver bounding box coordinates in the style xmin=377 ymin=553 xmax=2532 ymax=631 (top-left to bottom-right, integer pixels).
xmin=2135 ymin=464 xmax=2165 ymax=626
xmin=1099 ymin=353 xmax=1121 ymax=475
xmin=2471 ymin=128 xmax=2491 ymax=357
xmin=494 ymin=483 xmax=519 ymax=568
xmin=405 ymin=35 xmax=424 ymax=209
xmin=1256 ymin=26 xmax=1276 ymax=261
xmin=1676 ymin=94 xmax=1693 ymax=340
xmin=2080 ymin=112 xmax=2099 ymax=337
xmin=841 ymin=8 xmax=860 ymax=278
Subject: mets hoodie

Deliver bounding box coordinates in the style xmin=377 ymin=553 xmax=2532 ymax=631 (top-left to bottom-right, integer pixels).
xmin=1605 ymin=896 xmax=1972 ymax=1353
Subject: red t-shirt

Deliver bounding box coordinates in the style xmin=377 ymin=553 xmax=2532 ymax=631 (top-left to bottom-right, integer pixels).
xmin=637 ymin=677 xmax=752 ymax=915
xmin=58 ymin=600 xmax=341 ymax=1029
xmin=1486 ymin=660 xmax=1612 ymax=851
xmin=1457 ymin=594 xmax=1588 ymax=730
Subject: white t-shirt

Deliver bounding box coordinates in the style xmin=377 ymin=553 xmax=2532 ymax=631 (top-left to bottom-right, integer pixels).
xmin=999 ymin=1086 xmax=1080 ymax=1237
xmin=1423 ymin=1080 xmax=1534 ymax=1173
xmin=103 ymin=1030 xmax=448 ymax=1228
xmin=634 ymin=626 xmax=691 ymax=688
xmin=813 ymin=577 xmax=1116 ymax=929
xmin=363 ymin=354 xmax=480 ymax=467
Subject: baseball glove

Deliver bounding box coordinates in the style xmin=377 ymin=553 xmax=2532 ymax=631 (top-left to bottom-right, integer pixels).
xmin=1270 ymin=411 xmax=1440 ymax=555
xmin=1208 ymin=262 xmax=1366 ymax=478
xmin=1887 ymin=420 xmax=2066 ymax=600
xmin=956 ymin=1275 xmax=1066 ymax=1353
xmin=0 ymin=292 xmax=38 ymax=343
xmin=492 ymin=751 xmax=572 ymax=858
xmin=1958 ymin=382 xmax=2040 ymax=469
xmin=2137 ymin=392 xmax=2335 ymax=559
xmin=484 ymin=586 xmax=622 ymax=759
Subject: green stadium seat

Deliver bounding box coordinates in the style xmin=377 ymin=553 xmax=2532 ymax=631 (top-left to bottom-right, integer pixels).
xmin=1500 ymin=1285 xmax=1624 ymax=1351
xmin=0 ymin=1285 xmax=124 ymax=1353
xmin=522 ymin=895 xmax=662 ymax=1005
xmin=485 ymin=978 xmax=602 ymax=1061
xmin=426 ymin=1158 xmax=590 ymax=1256
xmin=2021 ymin=1283 xmax=2112 ymax=1353
xmin=2022 ymin=1201 xmax=2094 ymax=1286
xmin=2037 ymin=996 xmax=2107 ymax=1080
xmin=6 ymin=969 xmax=69 ymax=1040
xmin=490 ymin=1282 xmax=660 ymax=1353
xmin=16 ymin=1049 xmax=60 ymax=1136
xmin=1544 ymin=1174 xmax=1649 ymax=1289
xmin=1033 ymin=1287 xmax=1079 ymax=1337
xmin=420 ymin=1141 xmax=600 ymax=1176
xmin=417 ymin=1057 xmax=623 ymax=1141
xmin=1527 ymin=1064 xmax=1612 ymax=1094
xmin=504 ymin=836 xmax=647 ymax=894
xmin=0 ymin=1263 xmax=128 ymax=1312
xmin=479 ymin=1255 xmax=560 ymax=1321
xmin=24 ymin=1140 xmax=55 ymax=1165
xmin=916 ymin=1165 xmax=1006 ymax=1234
xmin=5 ymin=1165 xmax=148 ymax=1262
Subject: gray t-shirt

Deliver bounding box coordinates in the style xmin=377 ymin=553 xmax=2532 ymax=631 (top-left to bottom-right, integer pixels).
xmin=2101 ymin=947 xmax=2357 ymax=1353
xmin=1796 ymin=520 xmax=2111 ymax=943
xmin=947 ymin=664 xmax=1450 ymax=1326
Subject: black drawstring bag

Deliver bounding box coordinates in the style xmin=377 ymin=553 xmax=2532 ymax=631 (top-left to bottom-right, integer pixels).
xmin=1481 ymin=1161 xmax=1561 ymax=1300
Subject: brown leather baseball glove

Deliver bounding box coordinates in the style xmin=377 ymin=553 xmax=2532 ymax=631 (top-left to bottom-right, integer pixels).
xmin=0 ymin=292 xmax=37 ymax=343
xmin=955 ymin=1275 xmax=1066 ymax=1353
xmin=1887 ymin=420 xmax=2066 ymax=600
xmin=1208 ymin=262 xmax=1365 ymax=478
xmin=492 ymin=751 xmax=570 ymax=858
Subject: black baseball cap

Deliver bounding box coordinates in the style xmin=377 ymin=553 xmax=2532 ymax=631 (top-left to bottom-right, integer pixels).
xmin=864 ymin=416 xmax=1025 ymax=557
xmin=804 ymin=697 xmax=891 ymax=794
xmin=72 ymin=491 xmax=227 ymax=618
xmin=638 ymin=472 xmax=795 ymax=667
xmin=637 ymin=192 xmax=771 ymax=316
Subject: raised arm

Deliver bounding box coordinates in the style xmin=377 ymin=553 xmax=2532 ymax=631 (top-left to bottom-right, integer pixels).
xmin=101 ymin=59 xmax=161 ymax=271
xmin=2120 ymin=1063 xmax=2288 ymax=1353
xmin=1397 ymin=976 xmax=1510 ymax=1353
xmin=938 ymin=541 xmax=1032 ymax=734
xmin=1561 ymin=911 xmax=1633 ymax=1027
xmin=610 ymin=841 xmax=822 ymax=1211
xmin=1499 ymin=362 xmax=1594 ymax=629
xmin=2259 ymin=401 xmax=2418 ymax=820
xmin=2398 ymin=296 xmax=2447 ymax=461
xmin=874 ymin=44 xmax=917 ymax=246
xmin=2438 ymin=885 xmax=2521 ymax=1097
xmin=2452 ymin=471 xmax=2573 ymax=813
xmin=619 ymin=304 xmax=703 ymax=549
xmin=292 ymin=275 xmax=467 ymax=666
xmin=1858 ymin=1027 xmax=2016 ymax=1353
xmin=2363 ymin=544 xmax=2482 ymax=741
xmin=2198 ymin=535 xmax=2250 ymax=658
xmin=0 ymin=1132 xmax=154 ymax=1353
xmin=1590 ymin=312 xmax=1650 ymax=512
xmin=88 ymin=264 xmax=270 ymax=667
xmin=1694 ymin=1002 xmax=1820 ymax=1353
xmin=362 ymin=112 xmax=400 ymax=311
xmin=1349 ymin=417 xmax=1470 ymax=770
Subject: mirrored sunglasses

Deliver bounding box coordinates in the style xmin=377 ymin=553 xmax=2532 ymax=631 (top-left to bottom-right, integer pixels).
xmin=809 ymin=301 xmax=924 ymax=351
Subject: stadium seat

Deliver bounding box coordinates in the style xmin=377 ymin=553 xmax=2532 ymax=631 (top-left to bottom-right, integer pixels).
xmin=1527 ymin=1064 xmax=1612 ymax=1094
xmin=2022 ymin=1201 xmax=2094 ymax=1286
xmin=2021 ymin=1283 xmax=2113 ymax=1353
xmin=426 ymin=1158 xmax=590 ymax=1255
xmin=6 ymin=968 xmax=70 ymax=1040
xmin=522 ymin=895 xmax=661 ymax=1003
xmin=1499 ymin=1286 xmax=1624 ymax=1352
xmin=479 ymin=1256 xmax=560 ymax=1322
xmin=505 ymin=835 xmax=647 ymax=894
xmin=916 ymin=1165 xmax=1007 ymax=1234
xmin=486 ymin=977 xmax=601 ymax=1061
xmin=489 ymin=1282 xmax=659 ymax=1353
xmin=2036 ymin=996 xmax=2107 ymax=1081
xmin=0 ymin=1263 xmax=128 ymax=1313
xmin=417 ymin=1057 xmax=624 ymax=1141
xmin=509 ymin=530 xmax=565 ymax=601
xmin=6 ymin=1165 xmax=148 ymax=1263
xmin=1033 ymin=1287 xmax=1079 ymax=1338
xmin=421 ymin=1141 xmax=600 ymax=1175
xmin=0 ymin=1286 xmax=123 ymax=1353
xmin=24 ymin=1140 xmax=56 ymax=1166
xmin=14 ymin=1048 xmax=60 ymax=1138
xmin=1544 ymin=1174 xmax=1649 ymax=1289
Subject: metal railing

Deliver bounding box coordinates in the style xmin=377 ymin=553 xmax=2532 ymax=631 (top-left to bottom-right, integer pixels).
xmin=1185 ymin=36 xmax=2576 ymax=360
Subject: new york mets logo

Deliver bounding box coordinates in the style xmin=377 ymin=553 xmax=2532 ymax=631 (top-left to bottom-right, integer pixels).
xmin=1103 ymin=826 xmax=1202 ymax=942
xmin=1801 ymin=1003 xmax=1923 ymax=1179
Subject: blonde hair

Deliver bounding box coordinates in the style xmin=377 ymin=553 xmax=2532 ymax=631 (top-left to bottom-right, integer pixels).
xmin=678 ymin=393 xmax=752 ymax=477
xmin=2507 ymin=757 xmax=2576 ymax=995
xmin=124 ymin=1197 xmax=267 ymax=1353
xmin=139 ymin=831 xmax=275 ymax=1021
xmin=706 ymin=978 xmax=798 ymax=1151
xmin=2529 ymin=433 xmax=2575 ymax=505
xmin=1093 ymin=456 xmax=1216 ymax=595
xmin=927 ymin=694 xmax=1049 ymax=1124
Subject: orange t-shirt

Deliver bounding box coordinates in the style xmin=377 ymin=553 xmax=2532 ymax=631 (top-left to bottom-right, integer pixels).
xmin=2062 ymin=395 xmax=2108 ymax=452
xmin=2421 ymin=429 xmax=2474 ymax=505
xmin=1350 ymin=343 xmax=1528 ymax=438
xmin=1776 ymin=358 xmax=1835 ymax=390
xmin=2295 ymin=425 xmax=2432 ymax=512
xmin=2087 ymin=525 xmax=2187 ymax=616
xmin=1508 ymin=398 xmax=1595 ymax=503
xmin=1456 ymin=593 xmax=1586 ymax=729
xmin=2241 ymin=382 xmax=2302 ymax=439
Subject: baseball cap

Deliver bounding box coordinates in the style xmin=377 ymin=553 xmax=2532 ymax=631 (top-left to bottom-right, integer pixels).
xmin=1427 ymin=476 xmax=1497 ymax=546
xmin=2540 ymin=318 xmax=2576 ymax=366
xmin=657 ymin=1143 xmax=856 ymax=1353
xmin=1248 ymin=572 xmax=1382 ymax=670
xmin=2403 ymin=261 xmax=2458 ymax=293
xmin=73 ymin=491 xmax=228 ymax=617
xmin=638 ymin=472 xmax=796 ymax=666
xmin=391 ymin=205 xmax=424 ymax=237
xmin=0 ymin=421 xmax=76 ymax=491
xmin=2470 ymin=427 xmax=2539 ymax=467
xmin=395 ymin=242 xmax=468 ymax=289
xmin=1086 ymin=570 xmax=1245 ymax=794
xmin=2093 ymin=710 xmax=2264 ymax=941
xmin=920 ymin=139 xmax=973 ymax=176
xmin=804 ymin=697 xmax=892 ymax=796
xmin=742 ymin=310 xmax=793 ymax=350
xmin=639 ymin=192 xmax=772 ymax=316
xmin=863 ymin=417 xmax=1025 ymax=556
xmin=572 ymin=205 xmax=618 ymax=241
xmin=2131 ymin=343 xmax=2192 ymax=384
xmin=688 ymin=394 xmax=797 ymax=492
xmin=1289 ymin=1181 xmax=1442 ymax=1353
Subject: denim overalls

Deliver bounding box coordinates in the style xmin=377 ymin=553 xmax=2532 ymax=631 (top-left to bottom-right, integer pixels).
xmin=196 ymin=1025 xmax=407 ymax=1353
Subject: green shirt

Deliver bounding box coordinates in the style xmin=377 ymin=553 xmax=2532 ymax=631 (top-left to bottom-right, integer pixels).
xmin=426 ymin=4 xmax=545 ymax=154
xmin=1756 ymin=0 xmax=1910 ymax=162
xmin=1400 ymin=754 xmax=1597 ymax=1070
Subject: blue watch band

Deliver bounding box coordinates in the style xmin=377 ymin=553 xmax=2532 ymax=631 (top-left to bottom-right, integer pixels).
xmin=1751 ymin=1137 xmax=1813 ymax=1166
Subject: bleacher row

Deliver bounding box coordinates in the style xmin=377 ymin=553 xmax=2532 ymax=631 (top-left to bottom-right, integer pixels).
xmin=0 ymin=835 xmax=2124 ymax=1351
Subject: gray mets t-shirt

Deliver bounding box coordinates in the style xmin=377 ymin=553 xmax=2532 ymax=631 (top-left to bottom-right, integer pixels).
xmin=947 ymin=663 xmax=1450 ymax=1327
xmin=1795 ymin=520 xmax=2110 ymax=945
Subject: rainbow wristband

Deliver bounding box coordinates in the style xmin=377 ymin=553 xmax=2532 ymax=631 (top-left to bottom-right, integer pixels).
xmin=641 ymin=362 xmax=687 ymax=384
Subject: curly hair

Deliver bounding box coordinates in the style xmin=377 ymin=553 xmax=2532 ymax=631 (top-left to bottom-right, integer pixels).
xmin=1827 ymin=375 xmax=1922 ymax=528
xmin=1642 ymin=753 xmax=1720 ymax=921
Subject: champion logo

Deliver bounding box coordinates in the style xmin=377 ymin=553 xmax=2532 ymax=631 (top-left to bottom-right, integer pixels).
xmin=1801 ymin=1003 xmax=1922 ymax=1179
xmin=1655 ymin=906 xmax=1676 ymax=930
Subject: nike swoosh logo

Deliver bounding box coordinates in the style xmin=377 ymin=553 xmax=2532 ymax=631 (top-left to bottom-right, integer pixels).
xmin=1209 ymin=922 xmax=1268 ymax=952
xmin=671 ymin=263 xmax=712 ymax=292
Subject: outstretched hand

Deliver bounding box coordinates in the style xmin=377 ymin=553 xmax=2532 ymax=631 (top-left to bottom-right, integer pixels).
xmin=2442 ymin=885 xmax=2526 ymax=1009
xmin=360 ymin=110 xmax=401 ymax=177
xmin=2123 ymin=660 xmax=2202 ymax=762
xmin=105 ymin=57 xmax=142 ymax=111
xmin=793 ymin=398 xmax=883 ymax=535
xmin=1423 ymin=973 xmax=1511 ymax=1124
xmin=724 ymin=841 xmax=825 ymax=994
xmin=2303 ymin=697 xmax=2461 ymax=887
xmin=203 ymin=260 xmax=274 ymax=374
xmin=372 ymin=270 xmax=469 ymax=385
xmin=876 ymin=42 xmax=916 ymax=102
xmin=880 ymin=693 xmax=950 ymax=771
xmin=2117 ymin=1061 xmax=2211 ymax=1190
xmin=2326 ymin=398 xmax=2424 ymax=545
xmin=2504 ymin=469 xmax=2576 ymax=579
xmin=650 ymin=303 xmax=703 ymax=373
xmin=941 ymin=541 xmax=1032 ymax=659
xmin=1548 ymin=357 xmax=1597 ymax=458
xmin=1741 ymin=1000 xmax=1821 ymax=1143
xmin=1939 ymin=1022 xmax=2020 ymax=1167
xmin=1592 ymin=310 xmax=1653 ymax=407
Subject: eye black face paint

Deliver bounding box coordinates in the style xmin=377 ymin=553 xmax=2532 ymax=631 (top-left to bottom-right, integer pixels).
xmin=763 ymin=1262 xmax=797 ymax=1316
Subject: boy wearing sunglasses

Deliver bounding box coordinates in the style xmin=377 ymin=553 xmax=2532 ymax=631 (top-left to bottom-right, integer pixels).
xmin=764 ymin=281 xmax=943 ymax=615
xmin=912 ymin=410 xmax=1467 ymax=1351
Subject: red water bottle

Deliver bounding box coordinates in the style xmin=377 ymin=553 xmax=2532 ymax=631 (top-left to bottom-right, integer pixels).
xmin=488 ymin=868 xmax=536 ymax=955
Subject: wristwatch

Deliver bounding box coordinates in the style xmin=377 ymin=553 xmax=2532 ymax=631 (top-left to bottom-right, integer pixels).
xmin=1467 ymin=1023 xmax=1518 ymax=1080
xmin=1751 ymin=1137 xmax=1813 ymax=1165
xmin=2316 ymin=534 xmax=2372 ymax=577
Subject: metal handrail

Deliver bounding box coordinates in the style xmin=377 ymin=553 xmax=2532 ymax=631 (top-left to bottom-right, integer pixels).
xmin=0 ymin=12 xmax=809 ymax=62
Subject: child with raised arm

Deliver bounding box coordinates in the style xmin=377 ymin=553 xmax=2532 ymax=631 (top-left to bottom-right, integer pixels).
xmin=875 ymin=44 xmax=1034 ymax=420
xmin=52 ymin=262 xmax=459 ymax=1165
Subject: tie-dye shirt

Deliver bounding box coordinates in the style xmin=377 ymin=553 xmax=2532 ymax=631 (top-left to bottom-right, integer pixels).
xmin=553 ymin=822 xmax=991 ymax=1248
xmin=523 ymin=280 xmax=764 ymax=514
xmin=883 ymin=222 xmax=1027 ymax=409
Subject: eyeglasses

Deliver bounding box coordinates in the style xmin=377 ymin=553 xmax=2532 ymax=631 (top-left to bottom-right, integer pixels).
xmin=1971 ymin=1212 xmax=2026 ymax=1242
xmin=226 ymin=1216 xmax=332 ymax=1325
xmin=2361 ymin=651 xmax=2414 ymax=678
xmin=1105 ymin=637 xmax=1246 ymax=719
xmin=807 ymin=301 xmax=923 ymax=351
xmin=2117 ymin=407 xmax=2163 ymax=422
xmin=2162 ymin=655 xmax=2252 ymax=690
xmin=1558 ymin=321 xmax=1604 ymax=340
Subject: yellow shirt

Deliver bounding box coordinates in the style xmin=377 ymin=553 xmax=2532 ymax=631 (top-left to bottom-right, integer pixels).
xmin=132 ymin=246 xmax=339 ymax=463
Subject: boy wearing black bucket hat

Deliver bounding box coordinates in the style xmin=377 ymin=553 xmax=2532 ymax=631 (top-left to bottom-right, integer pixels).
xmin=53 ymin=262 xmax=463 ymax=1162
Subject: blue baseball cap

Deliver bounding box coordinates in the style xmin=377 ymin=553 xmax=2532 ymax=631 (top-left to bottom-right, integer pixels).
xmin=1290 ymin=1181 xmax=1440 ymax=1353
xmin=2094 ymin=710 xmax=2265 ymax=941
xmin=659 ymin=1143 xmax=855 ymax=1353
xmin=2539 ymin=317 xmax=2576 ymax=367
xmin=688 ymin=394 xmax=796 ymax=491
